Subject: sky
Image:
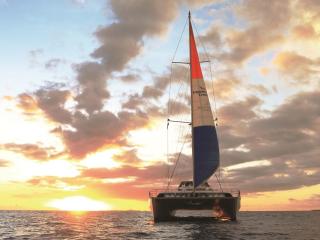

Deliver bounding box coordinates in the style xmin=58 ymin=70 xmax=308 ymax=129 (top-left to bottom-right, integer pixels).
xmin=0 ymin=0 xmax=319 ymax=211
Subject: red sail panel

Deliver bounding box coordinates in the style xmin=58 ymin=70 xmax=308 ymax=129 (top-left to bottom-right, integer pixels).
xmin=189 ymin=22 xmax=203 ymax=79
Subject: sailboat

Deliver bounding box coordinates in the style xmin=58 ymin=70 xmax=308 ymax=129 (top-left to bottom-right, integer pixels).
xmin=149 ymin=12 xmax=241 ymax=222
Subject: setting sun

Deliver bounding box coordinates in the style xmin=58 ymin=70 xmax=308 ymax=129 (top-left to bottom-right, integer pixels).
xmin=47 ymin=196 xmax=112 ymax=211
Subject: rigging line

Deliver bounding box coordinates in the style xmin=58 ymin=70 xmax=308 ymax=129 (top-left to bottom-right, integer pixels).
xmin=170 ymin=68 xmax=190 ymax=170
xmin=171 ymin=59 xmax=190 ymax=109
xmin=191 ymin=18 xmax=210 ymax=64
xmin=169 ymin=16 xmax=188 ymax=116
xmin=167 ymin=16 xmax=187 ymax=123
xmin=168 ymin=119 xmax=191 ymax=124
xmin=209 ymin=60 xmax=218 ymax=118
xmin=166 ymin=120 xmax=170 ymax=188
xmin=215 ymin=174 xmax=223 ymax=192
xmin=166 ymin=19 xmax=187 ymax=186
xmin=171 ymin=17 xmax=188 ymax=66
xmin=167 ymin=127 xmax=189 ymax=189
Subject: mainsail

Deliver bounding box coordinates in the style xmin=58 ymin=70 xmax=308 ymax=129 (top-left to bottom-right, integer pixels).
xmin=189 ymin=14 xmax=220 ymax=188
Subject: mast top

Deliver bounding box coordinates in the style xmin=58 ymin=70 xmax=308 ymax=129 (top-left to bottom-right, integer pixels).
xmin=188 ymin=11 xmax=191 ymax=20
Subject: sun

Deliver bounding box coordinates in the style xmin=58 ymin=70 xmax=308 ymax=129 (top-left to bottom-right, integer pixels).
xmin=47 ymin=196 xmax=112 ymax=211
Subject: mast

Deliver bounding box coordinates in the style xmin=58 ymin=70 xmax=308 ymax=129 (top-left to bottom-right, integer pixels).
xmin=188 ymin=11 xmax=195 ymax=190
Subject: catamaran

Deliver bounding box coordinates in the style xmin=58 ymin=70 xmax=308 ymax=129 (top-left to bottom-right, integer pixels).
xmin=149 ymin=12 xmax=240 ymax=222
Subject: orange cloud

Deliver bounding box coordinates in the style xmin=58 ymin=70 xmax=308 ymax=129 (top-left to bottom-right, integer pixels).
xmin=16 ymin=93 xmax=39 ymax=115
xmin=260 ymin=67 xmax=270 ymax=76
xmin=273 ymin=51 xmax=320 ymax=82
xmin=292 ymin=24 xmax=318 ymax=39
xmin=0 ymin=159 xmax=11 ymax=167
xmin=1 ymin=143 xmax=64 ymax=161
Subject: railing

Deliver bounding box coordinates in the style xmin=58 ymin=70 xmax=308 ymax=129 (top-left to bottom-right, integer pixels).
xmin=149 ymin=189 xmax=240 ymax=198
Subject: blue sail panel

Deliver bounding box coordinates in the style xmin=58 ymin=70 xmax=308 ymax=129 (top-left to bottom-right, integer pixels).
xmin=193 ymin=125 xmax=220 ymax=188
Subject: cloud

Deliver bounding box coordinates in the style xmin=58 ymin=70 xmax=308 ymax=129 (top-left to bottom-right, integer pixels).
xmin=91 ymin=0 xmax=179 ymax=74
xmin=142 ymin=86 xmax=163 ymax=99
xmin=16 ymin=93 xmax=39 ymax=116
xmin=211 ymin=73 xmax=241 ymax=100
xmin=296 ymin=0 xmax=320 ymax=20
xmin=22 ymin=150 xmax=193 ymax=200
xmin=70 ymin=0 xmax=86 ymax=6
xmin=217 ymin=91 xmax=320 ymax=192
xmin=122 ymin=94 xmax=145 ymax=110
xmin=273 ymin=51 xmax=320 ymax=83
xmin=217 ymin=0 xmax=290 ymax=64
xmin=168 ymin=100 xmax=190 ymax=116
xmin=19 ymin=89 xmax=319 ymax=197
xmin=118 ymin=73 xmax=139 ymax=83
xmin=59 ymin=110 xmax=149 ymax=158
xmin=0 ymin=159 xmax=10 ymax=167
xmin=74 ymin=62 xmax=110 ymax=113
xmin=218 ymin=96 xmax=261 ymax=125
xmin=35 ymin=87 xmax=72 ymax=124
xmin=44 ymin=58 xmax=66 ymax=70
xmin=28 ymin=48 xmax=44 ymax=67
xmin=112 ymin=148 xmax=142 ymax=166
xmin=202 ymin=26 xmax=222 ymax=47
xmin=20 ymin=0 xmax=200 ymax=159
xmin=27 ymin=176 xmax=84 ymax=191
xmin=1 ymin=143 xmax=64 ymax=161
xmin=291 ymin=24 xmax=319 ymax=40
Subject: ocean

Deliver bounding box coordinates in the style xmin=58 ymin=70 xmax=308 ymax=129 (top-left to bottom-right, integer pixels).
xmin=0 ymin=211 xmax=318 ymax=239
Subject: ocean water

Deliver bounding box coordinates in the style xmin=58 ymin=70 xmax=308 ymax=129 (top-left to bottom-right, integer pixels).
xmin=0 ymin=211 xmax=319 ymax=240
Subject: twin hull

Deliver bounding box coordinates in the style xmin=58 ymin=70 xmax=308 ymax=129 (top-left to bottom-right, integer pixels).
xmin=150 ymin=193 xmax=240 ymax=222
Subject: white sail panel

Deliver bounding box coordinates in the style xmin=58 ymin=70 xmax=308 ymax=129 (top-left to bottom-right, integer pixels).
xmin=191 ymin=77 xmax=215 ymax=127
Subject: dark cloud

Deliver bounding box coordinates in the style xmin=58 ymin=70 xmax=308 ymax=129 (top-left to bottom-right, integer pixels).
xmin=122 ymin=94 xmax=145 ymax=110
xmin=218 ymin=96 xmax=261 ymax=124
xmin=59 ymin=109 xmax=149 ymax=158
xmin=224 ymin=163 xmax=320 ymax=193
xmin=142 ymin=86 xmax=163 ymax=99
xmin=35 ymin=88 xmax=72 ymax=124
xmin=118 ymin=73 xmax=139 ymax=83
xmin=202 ymin=26 xmax=222 ymax=47
xmin=74 ymin=62 xmax=110 ymax=113
xmin=121 ymin=94 xmax=143 ymax=110
xmin=216 ymin=91 xmax=320 ymax=193
xmin=168 ymin=100 xmax=190 ymax=116
xmin=113 ymin=148 xmax=142 ymax=166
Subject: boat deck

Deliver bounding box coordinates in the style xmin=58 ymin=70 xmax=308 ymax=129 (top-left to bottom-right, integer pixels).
xmin=149 ymin=189 xmax=240 ymax=199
